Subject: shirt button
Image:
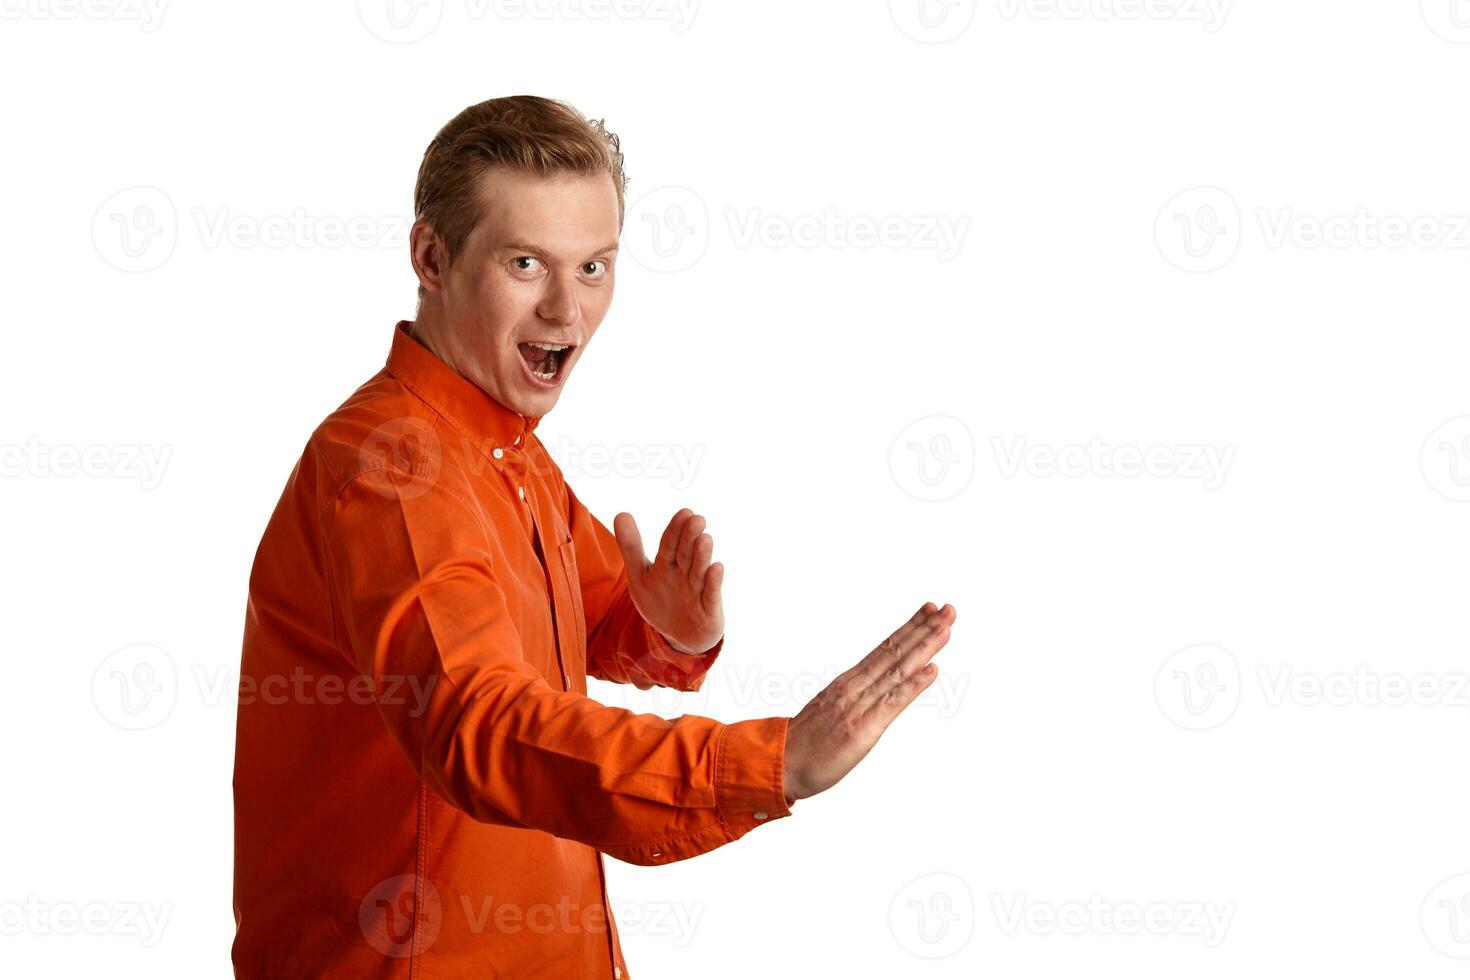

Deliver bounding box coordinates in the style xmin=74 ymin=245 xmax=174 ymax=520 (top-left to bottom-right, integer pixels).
xmin=492 ymin=448 xmax=504 ymax=459
xmin=517 ymin=485 xmax=525 ymax=500
xmin=615 ymin=968 xmax=622 ymax=979
xmin=754 ymin=811 xmax=768 ymax=821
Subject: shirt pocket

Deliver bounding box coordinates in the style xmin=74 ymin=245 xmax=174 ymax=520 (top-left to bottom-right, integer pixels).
xmin=554 ymin=536 xmax=588 ymax=691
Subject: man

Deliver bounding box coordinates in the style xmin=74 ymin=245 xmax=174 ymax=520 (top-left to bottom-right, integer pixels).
xmin=232 ymin=95 xmax=956 ymax=978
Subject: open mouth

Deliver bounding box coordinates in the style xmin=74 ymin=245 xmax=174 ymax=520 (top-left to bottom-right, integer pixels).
xmin=517 ymin=341 xmax=576 ymax=385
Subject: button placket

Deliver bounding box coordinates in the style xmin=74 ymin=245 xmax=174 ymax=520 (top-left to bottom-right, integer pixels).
xmin=497 ymin=447 xmax=528 ymax=499
xmin=489 ymin=444 xmax=533 ymax=538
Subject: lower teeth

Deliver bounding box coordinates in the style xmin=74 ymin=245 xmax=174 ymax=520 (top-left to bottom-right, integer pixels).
xmin=532 ymin=351 xmax=560 ymax=380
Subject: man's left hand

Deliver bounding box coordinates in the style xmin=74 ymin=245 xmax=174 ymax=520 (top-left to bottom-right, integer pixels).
xmin=613 ymin=508 xmax=724 ymax=654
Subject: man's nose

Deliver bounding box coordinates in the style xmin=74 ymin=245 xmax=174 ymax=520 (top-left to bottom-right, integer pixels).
xmin=536 ymin=275 xmax=581 ymax=326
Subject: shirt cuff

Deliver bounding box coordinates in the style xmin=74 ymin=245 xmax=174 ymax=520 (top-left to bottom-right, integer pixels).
xmin=714 ymin=716 xmax=794 ymax=836
xmin=643 ymin=622 xmax=725 ymax=691
xmin=649 ymin=624 xmax=724 ymax=658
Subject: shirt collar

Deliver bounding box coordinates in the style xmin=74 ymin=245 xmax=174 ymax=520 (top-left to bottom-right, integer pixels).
xmin=385 ymin=319 xmax=542 ymax=452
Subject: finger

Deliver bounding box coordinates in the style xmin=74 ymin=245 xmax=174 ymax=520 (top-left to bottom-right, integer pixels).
xmin=853 ymin=614 xmax=951 ymax=718
xmin=613 ymin=512 xmax=649 ymax=585
xmin=676 ymin=513 xmax=706 ymax=570
xmin=860 ymin=602 xmax=939 ymax=675
xmin=863 ymin=662 xmax=941 ymax=729
xmin=656 ymin=508 xmax=693 ymax=567
xmin=894 ymin=604 xmax=955 ymax=677
xmin=827 ymin=603 xmax=939 ymax=701
xmin=853 ymin=605 xmax=953 ymax=706
xmin=701 ymin=561 xmax=723 ymax=615
xmin=689 ymin=532 xmax=713 ymax=586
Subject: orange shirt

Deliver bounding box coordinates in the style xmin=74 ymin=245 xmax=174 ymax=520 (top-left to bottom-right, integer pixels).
xmin=232 ymin=320 xmax=794 ymax=978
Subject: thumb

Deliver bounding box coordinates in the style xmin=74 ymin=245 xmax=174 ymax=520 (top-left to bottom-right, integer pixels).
xmin=612 ymin=512 xmax=648 ymax=586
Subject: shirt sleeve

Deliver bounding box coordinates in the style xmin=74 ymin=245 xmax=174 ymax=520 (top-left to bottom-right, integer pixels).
xmin=317 ymin=463 xmax=792 ymax=865
xmin=562 ymin=479 xmax=725 ymax=693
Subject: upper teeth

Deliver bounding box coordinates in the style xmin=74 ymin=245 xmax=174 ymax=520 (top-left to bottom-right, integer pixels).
xmin=527 ymin=342 xmax=570 ymax=351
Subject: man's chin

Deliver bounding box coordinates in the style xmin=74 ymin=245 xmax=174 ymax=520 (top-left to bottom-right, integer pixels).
xmin=503 ymin=381 xmax=563 ymax=419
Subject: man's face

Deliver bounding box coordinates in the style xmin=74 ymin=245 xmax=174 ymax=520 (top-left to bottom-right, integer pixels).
xmin=418 ymin=166 xmax=620 ymax=418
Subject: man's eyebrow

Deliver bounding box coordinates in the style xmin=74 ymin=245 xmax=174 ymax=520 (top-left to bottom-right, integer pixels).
xmin=499 ymin=240 xmax=620 ymax=256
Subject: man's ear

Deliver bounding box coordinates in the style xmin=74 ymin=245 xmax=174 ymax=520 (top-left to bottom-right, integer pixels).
xmin=409 ymin=219 xmax=446 ymax=295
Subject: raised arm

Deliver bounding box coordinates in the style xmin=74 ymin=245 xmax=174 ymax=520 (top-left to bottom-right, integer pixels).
xmin=564 ymin=480 xmax=725 ymax=692
xmin=319 ymin=465 xmax=789 ymax=865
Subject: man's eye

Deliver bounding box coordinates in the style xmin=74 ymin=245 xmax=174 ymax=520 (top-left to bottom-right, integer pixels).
xmin=582 ymin=260 xmax=607 ymax=277
xmin=512 ymin=256 xmax=542 ymax=273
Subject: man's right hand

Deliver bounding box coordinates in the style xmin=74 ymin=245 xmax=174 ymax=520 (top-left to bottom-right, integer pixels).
xmin=782 ymin=602 xmax=957 ymax=804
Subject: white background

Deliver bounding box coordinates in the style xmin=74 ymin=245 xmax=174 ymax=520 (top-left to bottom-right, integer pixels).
xmin=3 ymin=0 xmax=1469 ymax=976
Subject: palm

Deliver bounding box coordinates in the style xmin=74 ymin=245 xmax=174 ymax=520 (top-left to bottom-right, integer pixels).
xmin=613 ymin=508 xmax=724 ymax=654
